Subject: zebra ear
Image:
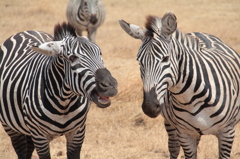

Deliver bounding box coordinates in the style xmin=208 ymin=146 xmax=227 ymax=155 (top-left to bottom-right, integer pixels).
xmin=118 ymin=19 xmax=146 ymax=40
xmin=30 ymin=41 xmax=63 ymax=56
xmin=161 ymin=12 xmax=177 ymax=39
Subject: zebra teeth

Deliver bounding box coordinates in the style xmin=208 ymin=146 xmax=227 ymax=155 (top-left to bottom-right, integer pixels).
xmin=98 ymin=94 xmax=110 ymax=105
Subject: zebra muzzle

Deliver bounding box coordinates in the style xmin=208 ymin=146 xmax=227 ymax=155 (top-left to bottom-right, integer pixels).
xmin=142 ymin=87 xmax=162 ymax=118
xmin=97 ymin=92 xmax=110 ymax=105
xmin=91 ymin=90 xmax=111 ymax=108
xmin=90 ymin=14 xmax=98 ymax=24
xmin=91 ymin=68 xmax=118 ymax=108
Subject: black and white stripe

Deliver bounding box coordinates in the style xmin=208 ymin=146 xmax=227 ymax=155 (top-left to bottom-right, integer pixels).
xmin=66 ymin=0 xmax=105 ymax=43
xmin=0 ymin=22 xmax=117 ymax=159
xmin=119 ymin=12 xmax=240 ymax=159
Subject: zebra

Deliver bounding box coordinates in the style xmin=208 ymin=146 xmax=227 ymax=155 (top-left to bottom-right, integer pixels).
xmin=119 ymin=12 xmax=240 ymax=159
xmin=66 ymin=0 xmax=106 ymax=43
xmin=0 ymin=22 xmax=118 ymax=159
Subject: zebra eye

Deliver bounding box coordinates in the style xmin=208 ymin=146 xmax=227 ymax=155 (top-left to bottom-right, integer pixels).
xmin=69 ymin=55 xmax=79 ymax=63
xmin=162 ymin=56 xmax=169 ymax=63
xmin=84 ymin=2 xmax=87 ymax=6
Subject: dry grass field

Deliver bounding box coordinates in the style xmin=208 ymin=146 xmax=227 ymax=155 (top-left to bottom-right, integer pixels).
xmin=0 ymin=0 xmax=240 ymax=158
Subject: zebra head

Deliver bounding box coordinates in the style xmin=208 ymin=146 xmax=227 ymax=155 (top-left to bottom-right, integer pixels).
xmin=81 ymin=0 xmax=101 ymax=24
xmin=31 ymin=22 xmax=118 ymax=108
xmin=119 ymin=12 xmax=178 ymax=118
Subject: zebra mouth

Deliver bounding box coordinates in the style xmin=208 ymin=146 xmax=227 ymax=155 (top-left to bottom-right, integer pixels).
xmin=91 ymin=91 xmax=111 ymax=108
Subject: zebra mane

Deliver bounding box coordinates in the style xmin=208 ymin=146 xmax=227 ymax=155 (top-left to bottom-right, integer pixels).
xmin=145 ymin=15 xmax=161 ymax=37
xmin=54 ymin=22 xmax=77 ymax=41
xmin=145 ymin=15 xmax=201 ymax=50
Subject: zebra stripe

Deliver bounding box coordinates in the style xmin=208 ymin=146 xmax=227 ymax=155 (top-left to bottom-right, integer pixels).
xmin=119 ymin=12 xmax=240 ymax=159
xmin=66 ymin=0 xmax=106 ymax=43
xmin=0 ymin=22 xmax=117 ymax=159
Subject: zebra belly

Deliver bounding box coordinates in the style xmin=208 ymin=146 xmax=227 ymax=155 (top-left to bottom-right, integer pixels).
xmin=0 ymin=92 xmax=31 ymax=135
xmin=22 ymin=96 xmax=90 ymax=137
xmin=24 ymin=113 xmax=87 ymax=138
xmin=0 ymin=68 xmax=31 ymax=134
xmin=163 ymin=103 xmax=239 ymax=136
xmin=0 ymin=104 xmax=30 ymax=135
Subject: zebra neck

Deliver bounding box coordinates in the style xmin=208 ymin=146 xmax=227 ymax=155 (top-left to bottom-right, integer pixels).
xmin=44 ymin=57 xmax=77 ymax=106
xmin=171 ymin=29 xmax=202 ymax=75
xmin=170 ymin=30 xmax=208 ymax=106
xmin=173 ymin=29 xmax=201 ymax=53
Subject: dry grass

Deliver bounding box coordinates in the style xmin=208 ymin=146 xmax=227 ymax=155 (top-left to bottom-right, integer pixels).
xmin=0 ymin=0 xmax=240 ymax=158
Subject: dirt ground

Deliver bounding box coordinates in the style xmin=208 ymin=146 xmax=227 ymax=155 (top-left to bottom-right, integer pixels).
xmin=0 ymin=0 xmax=240 ymax=158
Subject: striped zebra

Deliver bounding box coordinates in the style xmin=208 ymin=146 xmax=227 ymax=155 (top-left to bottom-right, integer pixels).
xmin=119 ymin=12 xmax=240 ymax=159
xmin=66 ymin=0 xmax=106 ymax=43
xmin=0 ymin=22 xmax=118 ymax=159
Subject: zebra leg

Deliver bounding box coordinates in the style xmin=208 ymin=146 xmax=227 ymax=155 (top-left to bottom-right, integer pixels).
xmin=178 ymin=132 xmax=200 ymax=159
xmin=31 ymin=134 xmax=51 ymax=159
xmin=2 ymin=124 xmax=28 ymax=159
xmin=76 ymin=29 xmax=82 ymax=36
xmin=217 ymin=126 xmax=235 ymax=159
xmin=65 ymin=126 xmax=86 ymax=159
xmin=26 ymin=135 xmax=35 ymax=159
xmin=164 ymin=121 xmax=180 ymax=159
xmin=87 ymin=27 xmax=97 ymax=43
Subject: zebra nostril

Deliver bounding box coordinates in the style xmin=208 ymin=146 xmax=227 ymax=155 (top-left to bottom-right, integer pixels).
xmin=100 ymin=82 xmax=108 ymax=88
